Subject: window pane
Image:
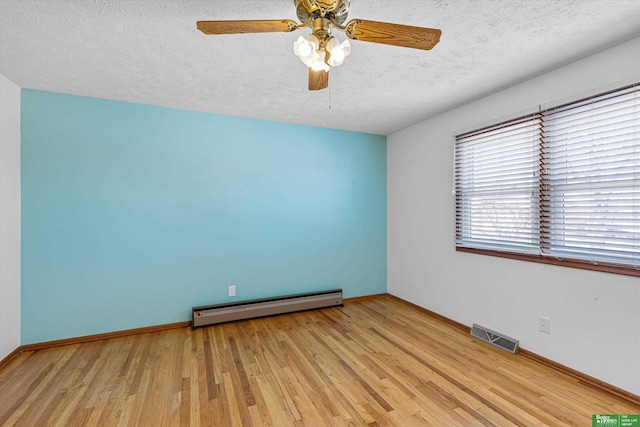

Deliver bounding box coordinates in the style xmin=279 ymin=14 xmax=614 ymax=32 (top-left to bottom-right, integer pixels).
xmin=455 ymin=115 xmax=541 ymax=254
xmin=541 ymin=86 xmax=639 ymax=267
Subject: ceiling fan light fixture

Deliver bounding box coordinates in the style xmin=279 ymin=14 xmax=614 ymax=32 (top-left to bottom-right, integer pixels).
xmin=326 ymin=37 xmax=351 ymax=67
xmin=294 ymin=34 xmax=320 ymax=66
xmin=310 ymin=54 xmax=330 ymax=72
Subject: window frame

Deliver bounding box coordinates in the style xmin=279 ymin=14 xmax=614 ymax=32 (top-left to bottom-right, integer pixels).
xmin=454 ymin=83 xmax=639 ymax=278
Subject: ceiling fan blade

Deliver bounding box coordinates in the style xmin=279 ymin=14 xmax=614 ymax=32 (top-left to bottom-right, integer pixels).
xmin=344 ymin=19 xmax=441 ymax=50
xmin=309 ymin=68 xmax=329 ymax=91
xmin=197 ymin=19 xmax=299 ymax=35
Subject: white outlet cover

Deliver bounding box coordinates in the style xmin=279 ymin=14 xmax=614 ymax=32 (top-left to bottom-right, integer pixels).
xmin=228 ymin=285 xmax=236 ymax=297
xmin=539 ymin=316 xmax=551 ymax=334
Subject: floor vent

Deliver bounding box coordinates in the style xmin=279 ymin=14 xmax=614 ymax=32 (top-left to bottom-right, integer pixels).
xmin=470 ymin=324 xmax=519 ymax=354
xmin=192 ymin=289 xmax=343 ymax=329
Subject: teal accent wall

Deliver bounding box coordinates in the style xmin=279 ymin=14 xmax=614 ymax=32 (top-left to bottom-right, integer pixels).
xmin=20 ymin=90 xmax=387 ymax=344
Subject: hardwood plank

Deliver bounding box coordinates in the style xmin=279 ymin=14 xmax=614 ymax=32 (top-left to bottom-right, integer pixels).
xmin=1 ymin=296 xmax=638 ymax=426
xmin=0 ymin=347 xmax=22 ymax=372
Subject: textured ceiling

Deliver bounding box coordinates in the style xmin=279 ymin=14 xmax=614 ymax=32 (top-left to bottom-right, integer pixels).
xmin=1 ymin=0 xmax=639 ymax=135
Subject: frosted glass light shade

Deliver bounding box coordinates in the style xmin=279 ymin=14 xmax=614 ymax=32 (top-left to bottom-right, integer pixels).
xmin=326 ymin=37 xmax=351 ymax=67
xmin=310 ymin=52 xmax=330 ymax=72
xmin=293 ymin=35 xmax=320 ymax=67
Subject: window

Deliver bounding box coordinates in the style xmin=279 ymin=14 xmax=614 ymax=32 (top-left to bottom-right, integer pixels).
xmin=454 ymin=84 xmax=639 ymax=276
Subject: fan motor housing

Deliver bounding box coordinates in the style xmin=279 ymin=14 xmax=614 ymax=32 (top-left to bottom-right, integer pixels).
xmin=295 ymin=0 xmax=350 ymax=25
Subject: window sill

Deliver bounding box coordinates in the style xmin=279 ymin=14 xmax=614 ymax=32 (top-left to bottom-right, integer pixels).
xmin=456 ymin=246 xmax=640 ymax=278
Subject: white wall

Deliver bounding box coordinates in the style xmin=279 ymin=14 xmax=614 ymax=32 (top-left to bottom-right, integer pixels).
xmin=0 ymin=73 xmax=21 ymax=360
xmin=388 ymin=37 xmax=640 ymax=395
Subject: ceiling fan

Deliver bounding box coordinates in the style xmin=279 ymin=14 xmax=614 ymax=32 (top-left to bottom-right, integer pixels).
xmin=197 ymin=0 xmax=441 ymax=91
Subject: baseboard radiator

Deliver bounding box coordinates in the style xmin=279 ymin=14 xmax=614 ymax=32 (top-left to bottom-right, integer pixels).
xmin=192 ymin=289 xmax=343 ymax=329
xmin=470 ymin=323 xmax=519 ymax=354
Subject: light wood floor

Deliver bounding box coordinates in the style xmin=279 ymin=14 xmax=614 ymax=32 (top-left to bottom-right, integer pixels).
xmin=1 ymin=296 xmax=638 ymax=426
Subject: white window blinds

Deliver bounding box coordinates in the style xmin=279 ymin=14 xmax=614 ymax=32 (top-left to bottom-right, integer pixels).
xmin=541 ymin=85 xmax=639 ymax=267
xmin=454 ymin=115 xmax=541 ymax=254
xmin=454 ymin=83 xmax=639 ymax=272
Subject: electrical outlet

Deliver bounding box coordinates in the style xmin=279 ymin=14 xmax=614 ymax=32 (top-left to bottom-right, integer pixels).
xmin=228 ymin=285 xmax=236 ymax=297
xmin=539 ymin=316 xmax=551 ymax=334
